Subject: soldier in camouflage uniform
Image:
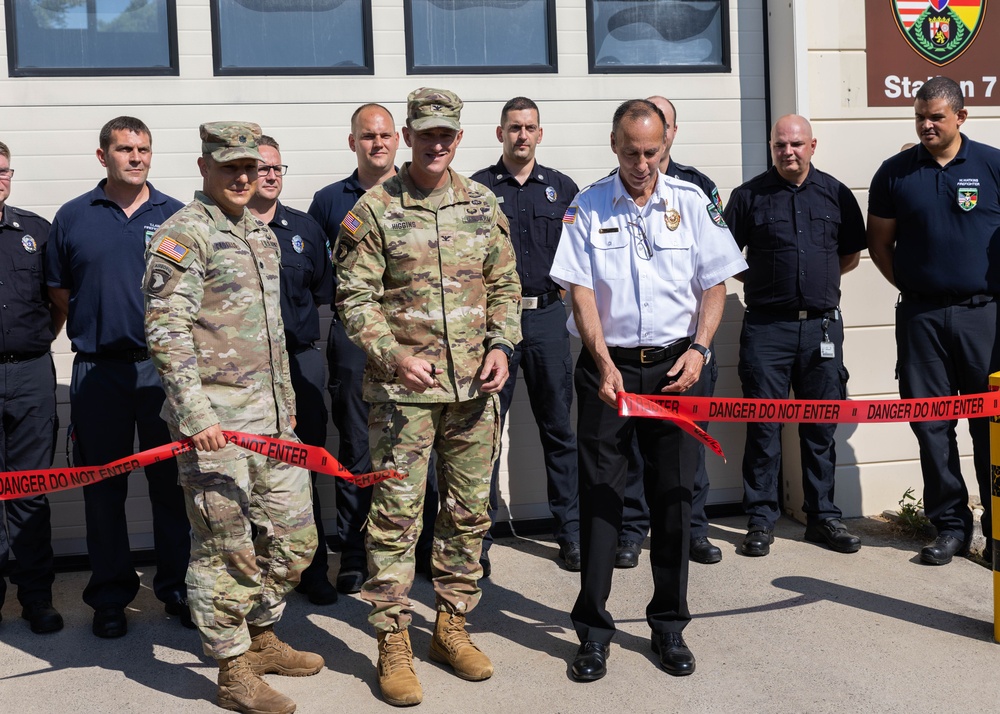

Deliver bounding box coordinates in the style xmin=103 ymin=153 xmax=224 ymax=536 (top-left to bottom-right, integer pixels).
xmin=335 ymin=88 xmax=522 ymax=707
xmin=143 ymin=122 xmax=322 ymax=714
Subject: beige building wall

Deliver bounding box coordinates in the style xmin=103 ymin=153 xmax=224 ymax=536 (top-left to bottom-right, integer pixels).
xmin=770 ymin=0 xmax=1000 ymax=523
xmin=1 ymin=0 xmax=766 ymax=554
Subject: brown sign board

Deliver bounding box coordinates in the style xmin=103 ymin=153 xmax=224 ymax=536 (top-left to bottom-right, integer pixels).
xmin=866 ymin=0 xmax=999 ymax=106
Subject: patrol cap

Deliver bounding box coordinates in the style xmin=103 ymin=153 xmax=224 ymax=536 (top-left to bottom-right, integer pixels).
xmin=200 ymin=121 xmax=263 ymax=163
xmin=407 ymin=88 xmax=463 ymax=131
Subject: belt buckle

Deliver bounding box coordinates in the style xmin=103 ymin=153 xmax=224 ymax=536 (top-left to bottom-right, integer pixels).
xmin=798 ymin=310 xmax=808 ymax=320
xmin=640 ymin=347 xmax=656 ymax=364
xmin=522 ymin=296 xmax=539 ymax=310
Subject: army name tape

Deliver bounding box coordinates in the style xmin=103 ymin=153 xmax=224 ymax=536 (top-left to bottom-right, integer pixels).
xmin=0 ymin=431 xmax=402 ymax=501
xmin=617 ymin=389 xmax=1000 ymax=462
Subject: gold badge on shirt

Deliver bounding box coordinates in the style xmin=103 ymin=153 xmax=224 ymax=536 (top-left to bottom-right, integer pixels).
xmin=665 ymin=209 xmax=681 ymax=231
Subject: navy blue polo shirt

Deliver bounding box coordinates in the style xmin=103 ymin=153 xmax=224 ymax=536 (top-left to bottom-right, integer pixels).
xmin=868 ymin=134 xmax=1000 ymax=296
xmin=46 ymin=180 xmax=183 ymax=353
xmin=664 ymin=158 xmax=723 ymax=212
xmin=269 ymin=202 xmax=334 ymax=352
xmin=725 ymin=165 xmax=866 ymax=311
xmin=470 ymin=158 xmax=578 ymax=296
xmin=0 ymin=205 xmax=55 ymax=352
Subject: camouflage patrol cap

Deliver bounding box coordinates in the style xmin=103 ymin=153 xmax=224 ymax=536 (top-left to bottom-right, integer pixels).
xmin=200 ymin=121 xmax=263 ymax=162
xmin=407 ymin=88 xmax=463 ymax=131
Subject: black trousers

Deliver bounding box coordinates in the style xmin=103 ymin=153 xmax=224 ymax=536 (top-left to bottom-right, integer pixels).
xmin=571 ymin=348 xmax=705 ymax=644
xmin=896 ymin=298 xmax=998 ymax=542
xmin=0 ymin=354 xmax=57 ymax=606
xmin=485 ymin=299 xmax=579 ymax=551
xmin=71 ymin=356 xmax=189 ymax=609
xmin=289 ymin=344 xmax=331 ymax=586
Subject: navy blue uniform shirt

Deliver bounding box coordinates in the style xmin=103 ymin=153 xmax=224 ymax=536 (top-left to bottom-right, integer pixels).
xmin=725 ymin=165 xmax=866 ymax=311
xmin=664 ymin=158 xmax=723 ymax=212
xmin=868 ymin=134 xmax=1000 ymax=297
xmin=46 ymin=180 xmax=183 ymax=354
xmin=270 ymin=202 xmax=334 ymax=352
xmin=471 ymin=159 xmax=578 ymax=296
xmin=308 ymin=169 xmax=370 ymax=306
xmin=0 ymin=205 xmax=55 ymax=352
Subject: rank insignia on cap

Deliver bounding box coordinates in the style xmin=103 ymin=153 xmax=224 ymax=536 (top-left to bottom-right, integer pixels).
xmin=546 ymin=186 xmax=557 ymax=203
xmin=958 ymin=187 xmax=978 ymax=211
xmin=292 ymin=235 xmax=304 ymax=254
xmin=155 ymin=236 xmax=190 ymax=263
xmin=21 ymin=235 xmax=37 ymax=253
xmin=342 ymin=211 xmax=363 ymax=235
xmin=707 ymin=202 xmax=727 ymax=228
xmin=562 ymin=205 xmax=578 ymax=224
xmin=238 ymin=135 xmax=247 ymax=144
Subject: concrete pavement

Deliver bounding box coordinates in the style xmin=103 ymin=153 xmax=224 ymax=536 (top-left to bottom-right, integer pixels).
xmin=1 ymin=515 xmax=997 ymax=713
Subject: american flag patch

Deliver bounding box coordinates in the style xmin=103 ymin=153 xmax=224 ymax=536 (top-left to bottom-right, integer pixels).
xmin=155 ymin=236 xmax=189 ymax=263
xmin=341 ymin=211 xmax=362 ymax=235
xmin=562 ymin=205 xmax=578 ymax=224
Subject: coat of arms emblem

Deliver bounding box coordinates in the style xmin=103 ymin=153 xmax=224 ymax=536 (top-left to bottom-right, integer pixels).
xmin=891 ymin=0 xmax=986 ymax=66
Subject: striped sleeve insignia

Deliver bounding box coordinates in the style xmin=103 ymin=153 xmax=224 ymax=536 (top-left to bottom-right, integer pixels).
xmin=341 ymin=211 xmax=363 ymax=235
xmin=562 ymin=205 xmax=578 ymax=224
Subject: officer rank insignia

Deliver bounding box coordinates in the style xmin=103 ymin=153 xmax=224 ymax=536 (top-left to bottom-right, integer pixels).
xmin=292 ymin=235 xmax=304 ymax=253
xmin=342 ymin=211 xmax=363 ymax=235
xmin=562 ymin=205 xmax=578 ymax=224
xmin=707 ymin=202 xmax=727 ymax=228
xmin=546 ymin=186 xmax=558 ymax=203
xmin=21 ymin=235 xmax=37 ymax=253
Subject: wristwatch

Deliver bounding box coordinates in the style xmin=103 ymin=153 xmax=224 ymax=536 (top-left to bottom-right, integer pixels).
xmin=490 ymin=343 xmax=514 ymax=360
xmin=689 ymin=342 xmax=712 ymax=365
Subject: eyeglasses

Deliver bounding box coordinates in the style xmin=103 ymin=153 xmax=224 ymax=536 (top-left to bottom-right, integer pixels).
xmin=257 ymin=164 xmax=288 ymax=177
xmin=627 ymin=220 xmax=652 ymax=261
xmin=0 ymin=168 xmax=14 ymax=180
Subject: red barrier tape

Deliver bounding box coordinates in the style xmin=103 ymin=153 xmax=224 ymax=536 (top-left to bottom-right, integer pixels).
xmin=0 ymin=431 xmax=402 ymax=501
xmin=617 ymin=390 xmax=1000 ymax=462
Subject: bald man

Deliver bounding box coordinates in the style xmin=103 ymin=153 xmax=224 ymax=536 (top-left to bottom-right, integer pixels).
xmin=723 ymin=115 xmax=866 ymax=557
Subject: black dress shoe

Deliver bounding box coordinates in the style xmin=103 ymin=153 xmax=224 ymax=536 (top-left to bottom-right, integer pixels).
xmin=571 ymin=641 xmax=610 ymax=682
xmin=21 ymin=601 xmax=64 ymax=634
xmin=804 ymin=518 xmax=861 ymax=553
xmin=689 ymin=537 xmax=722 ymax=564
xmin=335 ymin=568 xmax=367 ymax=595
xmin=559 ymin=542 xmax=582 ymax=571
xmin=92 ymin=605 xmax=127 ymax=639
xmin=163 ymin=596 xmax=197 ymax=629
xmin=479 ymin=551 xmax=492 ymax=579
xmin=615 ymin=540 xmax=641 ymax=568
xmin=295 ymin=579 xmax=339 ymax=605
xmin=920 ymin=534 xmax=966 ymax=565
xmin=741 ymin=528 xmax=774 ymax=557
xmin=651 ymin=632 xmax=695 ymax=676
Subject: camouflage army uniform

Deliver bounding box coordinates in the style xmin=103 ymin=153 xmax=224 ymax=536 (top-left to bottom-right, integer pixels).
xmin=335 ymin=163 xmax=521 ymax=632
xmin=143 ymin=190 xmax=317 ymax=659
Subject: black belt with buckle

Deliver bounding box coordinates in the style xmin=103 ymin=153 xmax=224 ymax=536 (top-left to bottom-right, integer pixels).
xmin=900 ymin=292 xmax=997 ymax=307
xmin=0 ymin=350 xmax=48 ymax=364
xmin=78 ymin=348 xmax=151 ymax=363
xmin=608 ymin=338 xmax=692 ymax=365
xmin=749 ymin=306 xmax=838 ymax=321
xmin=522 ymin=289 xmax=562 ymax=310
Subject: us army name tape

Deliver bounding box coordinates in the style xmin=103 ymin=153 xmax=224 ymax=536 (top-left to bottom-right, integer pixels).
xmin=0 ymin=431 xmax=402 ymax=501
xmin=617 ymin=390 xmax=1000 ymax=462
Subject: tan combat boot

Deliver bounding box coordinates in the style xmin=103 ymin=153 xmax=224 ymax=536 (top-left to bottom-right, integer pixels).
xmin=245 ymin=625 xmax=325 ymax=677
xmin=376 ymin=629 xmax=423 ymax=706
xmin=428 ymin=610 xmax=494 ymax=681
xmin=217 ymin=653 xmax=296 ymax=714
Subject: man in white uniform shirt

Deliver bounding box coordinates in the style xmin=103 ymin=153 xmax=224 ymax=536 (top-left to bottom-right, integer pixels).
xmin=550 ymin=99 xmax=745 ymax=683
